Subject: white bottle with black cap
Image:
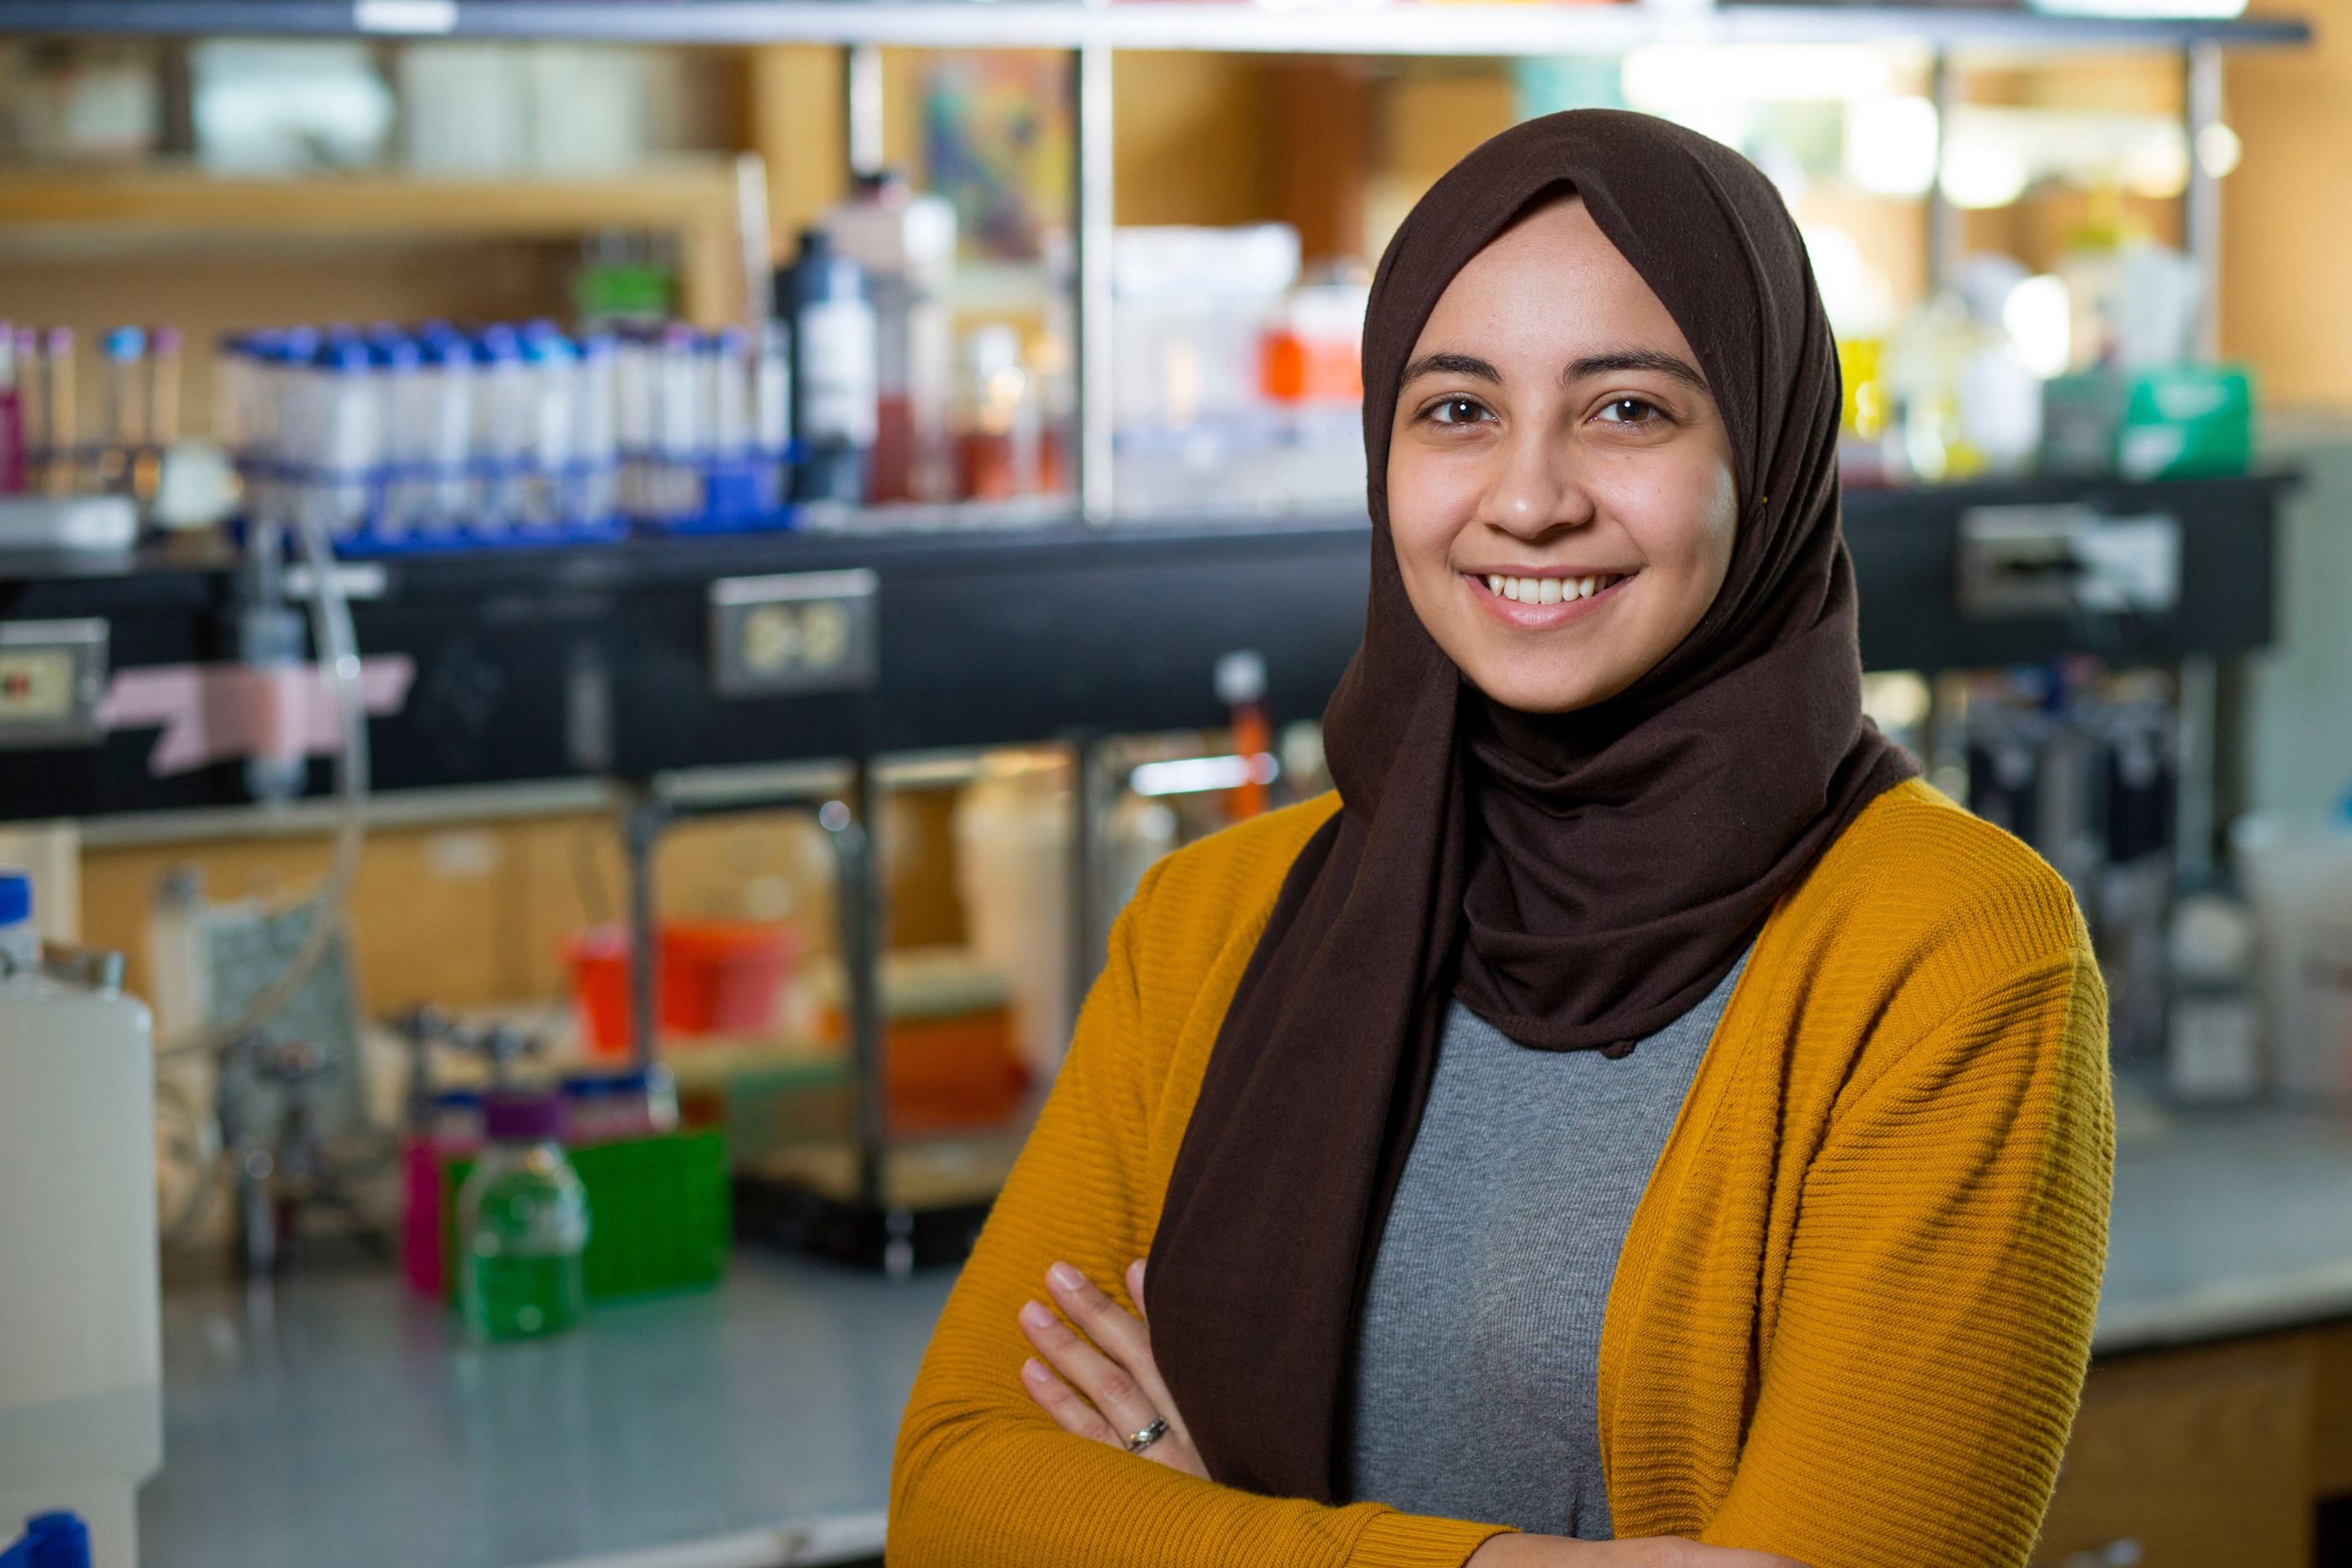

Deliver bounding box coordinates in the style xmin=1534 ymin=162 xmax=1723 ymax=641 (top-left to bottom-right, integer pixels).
xmin=0 ymin=868 xmax=162 ymax=1568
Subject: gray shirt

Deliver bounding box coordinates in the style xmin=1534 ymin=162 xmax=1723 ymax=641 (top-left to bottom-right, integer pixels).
xmin=1344 ymin=952 xmax=1750 ymax=1540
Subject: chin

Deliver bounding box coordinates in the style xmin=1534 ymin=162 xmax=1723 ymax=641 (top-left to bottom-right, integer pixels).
xmin=1467 ymin=668 xmax=1612 ymax=716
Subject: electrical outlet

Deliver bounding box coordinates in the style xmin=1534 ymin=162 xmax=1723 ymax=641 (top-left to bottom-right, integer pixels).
xmin=0 ymin=619 xmax=108 ymax=747
xmin=708 ymin=569 xmax=879 ymax=699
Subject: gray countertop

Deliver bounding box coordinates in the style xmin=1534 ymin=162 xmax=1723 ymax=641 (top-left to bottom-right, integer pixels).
xmin=134 ymin=1101 xmax=2352 ymax=1568
xmin=138 ymin=1251 xmax=955 ymax=1568
xmin=2097 ymin=1099 xmax=2352 ymax=1355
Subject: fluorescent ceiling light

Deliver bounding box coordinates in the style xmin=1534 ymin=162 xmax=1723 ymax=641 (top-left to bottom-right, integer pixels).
xmin=1129 ymin=753 xmax=1278 ymax=797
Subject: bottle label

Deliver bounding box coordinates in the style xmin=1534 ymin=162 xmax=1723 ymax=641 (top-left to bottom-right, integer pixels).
xmin=800 ymin=298 xmax=879 ymax=445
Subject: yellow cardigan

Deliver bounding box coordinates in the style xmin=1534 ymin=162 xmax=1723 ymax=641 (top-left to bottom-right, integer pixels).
xmin=890 ymin=779 xmax=2113 ymax=1568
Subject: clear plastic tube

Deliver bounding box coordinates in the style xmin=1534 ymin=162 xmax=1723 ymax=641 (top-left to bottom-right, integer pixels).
xmin=373 ymin=333 xmax=428 ymax=540
xmin=312 ymin=338 xmax=381 ymax=543
xmin=655 ymin=323 xmax=704 ymax=520
xmin=614 ymin=328 xmax=654 ymax=519
xmin=755 ymin=320 xmax=791 ymax=513
xmin=422 ymin=326 xmax=474 ymax=531
xmin=472 ymin=325 xmax=529 ymax=532
xmin=523 ymin=327 xmax=578 ymax=526
xmin=575 ymin=333 xmax=618 ymax=525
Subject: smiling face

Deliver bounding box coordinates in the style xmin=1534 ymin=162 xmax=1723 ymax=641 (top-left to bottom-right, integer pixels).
xmin=1386 ymin=195 xmax=1740 ymax=715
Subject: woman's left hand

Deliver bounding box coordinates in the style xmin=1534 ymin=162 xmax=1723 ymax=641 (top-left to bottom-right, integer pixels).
xmin=1017 ymin=1257 xmax=1209 ymax=1481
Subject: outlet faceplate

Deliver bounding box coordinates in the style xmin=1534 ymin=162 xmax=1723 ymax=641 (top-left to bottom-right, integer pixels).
xmin=708 ymin=569 xmax=879 ymax=699
xmin=0 ymin=618 xmax=108 ymax=748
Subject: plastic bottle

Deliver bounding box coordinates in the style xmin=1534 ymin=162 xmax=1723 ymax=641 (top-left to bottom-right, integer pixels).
xmin=0 ymin=869 xmax=162 ymax=1568
xmin=140 ymin=327 xmax=181 ymax=510
xmin=456 ymin=1091 xmax=591 ymax=1342
xmin=782 ymin=228 xmax=879 ymax=505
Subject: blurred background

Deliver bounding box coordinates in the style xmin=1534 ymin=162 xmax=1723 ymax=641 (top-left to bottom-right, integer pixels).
xmin=2 ymin=0 xmax=2351 ymax=1565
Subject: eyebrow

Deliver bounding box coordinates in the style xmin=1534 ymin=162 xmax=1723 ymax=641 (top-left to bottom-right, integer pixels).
xmin=1567 ymin=349 xmax=1711 ymax=393
xmin=1400 ymin=351 xmax=1500 ymax=385
xmin=1399 ymin=347 xmax=1712 ymax=395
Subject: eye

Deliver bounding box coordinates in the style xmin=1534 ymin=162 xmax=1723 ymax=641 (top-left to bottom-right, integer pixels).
xmin=1594 ymin=396 xmax=1665 ymax=425
xmin=1425 ymin=396 xmax=1491 ymax=426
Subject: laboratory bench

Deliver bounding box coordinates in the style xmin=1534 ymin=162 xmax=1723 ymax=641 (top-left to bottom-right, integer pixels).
xmin=134 ymin=1097 xmax=2352 ymax=1568
xmin=139 ymin=1248 xmax=951 ymax=1568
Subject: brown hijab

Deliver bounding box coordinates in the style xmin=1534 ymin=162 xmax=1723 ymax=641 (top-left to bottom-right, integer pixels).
xmin=1143 ymin=109 xmax=1918 ymax=1502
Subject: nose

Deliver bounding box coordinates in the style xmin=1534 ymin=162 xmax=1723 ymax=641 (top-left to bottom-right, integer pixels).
xmin=1472 ymin=414 xmax=1594 ymax=541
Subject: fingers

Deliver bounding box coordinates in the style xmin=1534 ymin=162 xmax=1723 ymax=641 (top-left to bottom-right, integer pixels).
xmin=1019 ymin=1356 xmax=1123 ymax=1446
xmin=1019 ymin=1294 xmax=1162 ymax=1445
xmin=1126 ymin=1258 xmax=1149 ymax=1324
xmin=1043 ymin=1261 xmax=1192 ymax=1443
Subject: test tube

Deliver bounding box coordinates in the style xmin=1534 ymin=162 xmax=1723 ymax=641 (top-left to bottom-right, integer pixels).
xmin=100 ymin=326 xmax=147 ymax=497
xmin=575 ymin=332 xmax=618 ymax=526
xmin=13 ymin=328 xmax=39 ymax=496
xmin=40 ymin=327 xmax=75 ymax=497
xmin=142 ymin=326 xmax=181 ymax=507
xmin=312 ymin=335 xmax=381 ymax=543
xmin=654 ymin=323 xmax=704 ymax=521
xmin=421 ymin=325 xmax=475 ymax=532
xmin=711 ymin=327 xmax=751 ymax=460
xmin=613 ymin=328 xmax=654 ymax=519
xmin=522 ymin=327 xmax=578 ymax=526
xmin=374 ymin=332 xmax=429 ymax=541
xmin=472 ymin=325 xmax=529 ymax=532
xmin=0 ymin=322 xmax=22 ymax=496
xmin=754 ymin=320 xmax=791 ymax=514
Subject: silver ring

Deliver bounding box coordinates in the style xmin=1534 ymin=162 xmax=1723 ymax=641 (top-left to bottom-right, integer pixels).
xmin=1125 ymin=1417 xmax=1168 ymax=1455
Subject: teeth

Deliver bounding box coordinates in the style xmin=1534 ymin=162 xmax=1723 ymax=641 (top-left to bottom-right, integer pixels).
xmin=1482 ymin=572 xmax=1625 ymax=604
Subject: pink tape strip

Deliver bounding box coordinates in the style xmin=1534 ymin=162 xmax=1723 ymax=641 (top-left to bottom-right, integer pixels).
xmin=97 ymin=656 xmax=417 ymax=777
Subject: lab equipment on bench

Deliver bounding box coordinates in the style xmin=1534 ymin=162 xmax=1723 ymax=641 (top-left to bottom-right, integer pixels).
xmin=457 ymin=1090 xmax=593 ymax=1342
xmin=0 ymin=873 xmax=161 ymax=1568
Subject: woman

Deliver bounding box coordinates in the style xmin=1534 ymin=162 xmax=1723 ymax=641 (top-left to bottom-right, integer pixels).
xmin=891 ymin=110 xmax=2112 ymax=1568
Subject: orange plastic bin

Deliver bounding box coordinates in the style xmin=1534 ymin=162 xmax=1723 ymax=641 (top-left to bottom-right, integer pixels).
xmin=567 ymin=921 xmax=800 ymax=1055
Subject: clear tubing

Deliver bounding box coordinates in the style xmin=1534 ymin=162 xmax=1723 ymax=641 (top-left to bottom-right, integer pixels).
xmin=160 ymin=507 xmax=369 ymax=1065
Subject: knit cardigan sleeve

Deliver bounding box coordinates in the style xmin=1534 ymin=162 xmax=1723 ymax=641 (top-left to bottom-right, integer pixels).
xmin=1698 ymin=929 xmax=2113 ymax=1566
xmin=888 ymin=827 xmax=1512 ymax=1568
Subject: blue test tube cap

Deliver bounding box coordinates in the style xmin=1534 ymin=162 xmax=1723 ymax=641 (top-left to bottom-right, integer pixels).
xmin=579 ymin=330 xmax=617 ymax=360
xmin=371 ymin=335 xmax=422 ymax=371
xmin=103 ymin=325 xmax=145 ymax=361
xmin=276 ymin=327 xmax=322 ymax=361
xmin=0 ymin=868 xmax=32 ymax=927
xmin=474 ymin=325 xmax=522 ymax=364
xmin=318 ymin=337 xmax=373 ymax=373
xmin=523 ymin=329 xmax=577 ymax=364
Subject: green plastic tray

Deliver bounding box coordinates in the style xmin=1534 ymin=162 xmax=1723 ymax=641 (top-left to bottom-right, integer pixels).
xmin=444 ymin=1130 xmax=730 ymax=1306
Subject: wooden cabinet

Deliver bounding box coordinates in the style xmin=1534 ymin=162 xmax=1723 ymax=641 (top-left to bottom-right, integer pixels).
xmin=2039 ymin=1334 xmax=2315 ymax=1566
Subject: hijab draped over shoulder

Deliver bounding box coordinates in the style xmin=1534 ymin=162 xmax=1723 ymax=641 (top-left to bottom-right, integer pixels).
xmin=1143 ymin=108 xmax=1919 ymax=1502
